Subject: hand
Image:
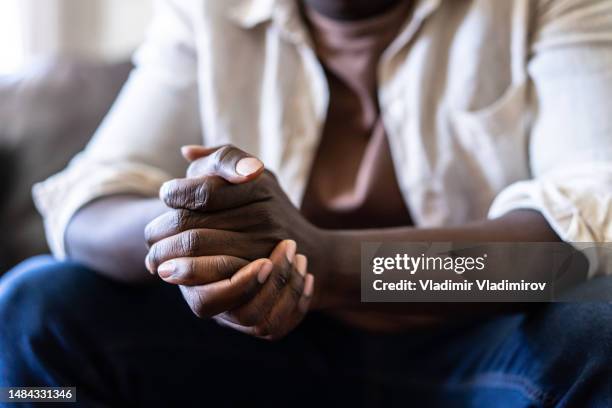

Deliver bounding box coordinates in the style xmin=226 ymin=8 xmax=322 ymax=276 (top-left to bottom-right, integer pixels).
xmin=160 ymin=239 xmax=315 ymax=340
xmin=145 ymin=144 xmax=329 ymax=306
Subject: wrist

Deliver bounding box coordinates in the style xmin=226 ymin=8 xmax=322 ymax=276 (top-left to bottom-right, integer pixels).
xmin=307 ymin=227 xmax=349 ymax=310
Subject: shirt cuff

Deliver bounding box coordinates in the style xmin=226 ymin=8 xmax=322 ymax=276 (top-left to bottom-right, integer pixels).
xmin=488 ymin=162 xmax=612 ymax=278
xmin=32 ymin=155 xmax=171 ymax=259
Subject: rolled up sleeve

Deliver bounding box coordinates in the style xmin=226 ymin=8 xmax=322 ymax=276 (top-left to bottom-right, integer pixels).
xmin=488 ymin=0 xmax=612 ymax=274
xmin=33 ymin=0 xmax=202 ymax=258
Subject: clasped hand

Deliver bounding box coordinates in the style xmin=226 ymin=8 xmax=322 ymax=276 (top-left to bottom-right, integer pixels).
xmin=144 ymin=145 xmax=322 ymax=340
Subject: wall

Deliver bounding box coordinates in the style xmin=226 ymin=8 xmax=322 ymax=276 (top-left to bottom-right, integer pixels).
xmin=98 ymin=0 xmax=155 ymax=60
xmin=0 ymin=0 xmax=26 ymax=73
xmin=22 ymin=0 xmax=154 ymax=62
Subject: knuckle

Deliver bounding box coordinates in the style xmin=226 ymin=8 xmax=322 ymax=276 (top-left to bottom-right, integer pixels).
xmin=272 ymin=266 xmax=291 ymax=291
xmin=212 ymin=145 xmax=234 ymax=170
xmin=173 ymin=209 xmax=193 ymax=232
xmin=287 ymin=277 xmax=304 ymax=302
xmin=179 ymin=229 xmax=201 ymax=256
xmin=182 ymin=257 xmax=197 ymax=279
xmin=251 ymin=204 xmax=281 ymax=231
xmin=192 ymin=179 xmax=213 ymax=209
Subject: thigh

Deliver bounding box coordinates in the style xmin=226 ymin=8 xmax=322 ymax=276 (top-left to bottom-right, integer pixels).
xmin=356 ymin=279 xmax=612 ymax=407
xmin=340 ymin=316 xmax=536 ymax=407
xmin=0 ymin=257 xmax=336 ymax=407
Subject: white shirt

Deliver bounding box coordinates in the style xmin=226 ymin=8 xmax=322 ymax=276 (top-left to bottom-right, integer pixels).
xmin=33 ymin=0 xmax=612 ymax=276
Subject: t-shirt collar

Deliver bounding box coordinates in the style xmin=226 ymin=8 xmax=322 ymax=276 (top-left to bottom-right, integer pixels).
xmin=227 ymin=0 xmax=441 ymax=46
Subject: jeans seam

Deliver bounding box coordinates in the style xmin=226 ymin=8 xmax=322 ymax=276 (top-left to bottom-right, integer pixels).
xmin=350 ymin=370 xmax=558 ymax=406
xmin=455 ymin=372 xmax=559 ymax=406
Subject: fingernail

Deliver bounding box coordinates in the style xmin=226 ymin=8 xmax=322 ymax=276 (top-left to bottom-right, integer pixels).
xmin=285 ymin=240 xmax=297 ymax=263
xmin=303 ymin=274 xmax=314 ymax=298
xmin=295 ymin=254 xmax=307 ymax=277
xmin=158 ymin=260 xmax=176 ymax=279
xmin=236 ymin=157 xmax=263 ymax=176
xmin=257 ymin=261 xmax=273 ymax=284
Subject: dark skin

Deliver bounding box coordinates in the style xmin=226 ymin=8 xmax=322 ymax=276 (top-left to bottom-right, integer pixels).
xmin=65 ymin=0 xmax=565 ymax=339
xmin=65 ymin=0 xmax=411 ymax=282
xmin=304 ymin=0 xmax=404 ymax=21
xmin=144 ymin=145 xmax=562 ymax=325
xmin=68 ymin=143 xmax=561 ymax=338
xmin=66 ymin=195 xmax=164 ymax=283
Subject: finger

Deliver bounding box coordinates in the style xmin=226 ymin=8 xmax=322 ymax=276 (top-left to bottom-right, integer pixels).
xmin=220 ymin=271 xmax=313 ymax=340
xmin=213 ymin=316 xmax=279 ymax=341
xmin=185 ymin=144 xmax=264 ymax=183
xmin=159 ymin=175 xmax=271 ymax=212
xmin=145 ymin=229 xmax=275 ymax=273
xmin=229 ymin=240 xmax=299 ymax=326
xmin=260 ymin=274 xmax=314 ymax=340
xmin=295 ymin=254 xmax=307 ymax=277
xmin=298 ymin=274 xmax=315 ymax=314
xmin=180 ymin=258 xmax=273 ymax=318
xmin=144 ymin=209 xmax=226 ymax=247
xmin=253 ymin=255 xmax=308 ymax=338
xmin=157 ymin=255 xmax=249 ymax=285
xmin=181 ymin=145 xmax=219 ymax=162
xmin=145 ymin=209 xmax=201 ymax=248
xmin=213 ymin=315 xmax=258 ymax=336
xmin=145 ymin=205 xmax=271 ymax=247
xmin=221 ymin=258 xmax=304 ymax=327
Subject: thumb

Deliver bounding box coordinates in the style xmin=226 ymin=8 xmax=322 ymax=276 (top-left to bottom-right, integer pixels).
xmin=183 ymin=144 xmax=264 ymax=184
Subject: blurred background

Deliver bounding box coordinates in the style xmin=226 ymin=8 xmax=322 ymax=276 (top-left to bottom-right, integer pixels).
xmin=0 ymin=0 xmax=153 ymax=273
xmin=0 ymin=0 xmax=153 ymax=73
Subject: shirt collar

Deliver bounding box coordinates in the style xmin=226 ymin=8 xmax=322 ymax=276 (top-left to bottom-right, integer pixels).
xmin=227 ymin=0 xmax=441 ymax=45
xmin=227 ymin=0 xmax=307 ymax=44
xmin=227 ymin=0 xmax=276 ymax=29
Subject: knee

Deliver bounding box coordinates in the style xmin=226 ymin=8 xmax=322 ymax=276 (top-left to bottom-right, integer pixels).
xmin=523 ymin=296 xmax=612 ymax=403
xmin=525 ymin=288 xmax=612 ymax=373
xmin=0 ymin=256 xmax=97 ymax=324
xmin=0 ymin=256 xmax=100 ymax=383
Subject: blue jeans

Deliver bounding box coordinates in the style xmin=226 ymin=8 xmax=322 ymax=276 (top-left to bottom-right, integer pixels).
xmin=0 ymin=256 xmax=611 ymax=407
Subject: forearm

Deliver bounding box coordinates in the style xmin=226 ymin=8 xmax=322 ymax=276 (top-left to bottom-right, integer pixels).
xmin=319 ymin=210 xmax=566 ymax=313
xmin=65 ymin=195 xmax=167 ymax=283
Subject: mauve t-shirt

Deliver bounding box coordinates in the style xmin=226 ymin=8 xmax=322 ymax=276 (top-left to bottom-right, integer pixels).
xmin=300 ymin=2 xmax=413 ymax=230
xmin=301 ymin=3 xmax=442 ymax=330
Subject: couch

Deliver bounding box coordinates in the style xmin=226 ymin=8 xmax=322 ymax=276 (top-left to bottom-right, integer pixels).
xmin=0 ymin=58 xmax=132 ymax=273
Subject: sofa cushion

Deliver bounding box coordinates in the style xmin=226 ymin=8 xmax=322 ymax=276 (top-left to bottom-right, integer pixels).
xmin=0 ymin=58 xmax=132 ymax=272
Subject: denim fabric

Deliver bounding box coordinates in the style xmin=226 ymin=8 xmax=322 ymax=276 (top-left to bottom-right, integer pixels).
xmin=1 ymin=256 xmax=611 ymax=407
